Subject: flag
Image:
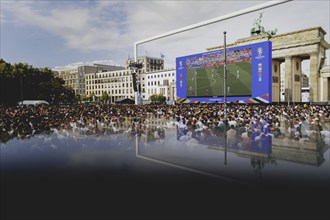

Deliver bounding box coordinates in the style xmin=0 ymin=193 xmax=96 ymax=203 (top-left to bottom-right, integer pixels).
xmin=161 ymin=53 xmax=165 ymax=59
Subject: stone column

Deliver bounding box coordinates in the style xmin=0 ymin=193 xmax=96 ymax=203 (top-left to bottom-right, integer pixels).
xmin=272 ymin=60 xmax=281 ymax=102
xmin=292 ymin=57 xmax=302 ymax=102
xmin=320 ymin=77 xmax=327 ymax=102
xmin=309 ymin=53 xmax=319 ymax=102
xmin=284 ymin=56 xmax=292 ymax=103
xmin=320 ymin=69 xmax=330 ymax=102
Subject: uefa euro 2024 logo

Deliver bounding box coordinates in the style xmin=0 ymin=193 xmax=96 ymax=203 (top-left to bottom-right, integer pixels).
xmin=178 ymin=60 xmax=184 ymax=70
xmin=256 ymin=47 xmax=264 ymax=59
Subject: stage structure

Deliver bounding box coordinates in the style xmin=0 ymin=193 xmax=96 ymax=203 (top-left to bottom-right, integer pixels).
xmin=176 ymin=41 xmax=272 ymax=104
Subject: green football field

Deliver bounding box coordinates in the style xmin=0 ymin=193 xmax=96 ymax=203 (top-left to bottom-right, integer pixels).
xmin=186 ymin=61 xmax=252 ymax=97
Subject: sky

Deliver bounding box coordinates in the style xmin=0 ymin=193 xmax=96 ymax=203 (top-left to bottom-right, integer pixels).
xmin=1 ymin=0 xmax=329 ymax=71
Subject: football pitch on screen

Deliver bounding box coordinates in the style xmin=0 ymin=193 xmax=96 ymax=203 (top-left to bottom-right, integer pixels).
xmin=186 ymin=61 xmax=252 ymax=97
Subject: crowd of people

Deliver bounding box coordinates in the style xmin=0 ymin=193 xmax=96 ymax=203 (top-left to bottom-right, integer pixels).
xmin=186 ymin=48 xmax=252 ymax=69
xmin=0 ymin=103 xmax=329 ymax=148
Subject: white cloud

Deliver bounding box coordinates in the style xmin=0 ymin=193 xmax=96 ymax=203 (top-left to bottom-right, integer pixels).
xmin=53 ymin=59 xmax=119 ymax=70
xmin=1 ymin=0 xmax=329 ymax=68
xmin=2 ymin=1 xmax=133 ymax=51
xmin=2 ymin=1 xmax=264 ymax=52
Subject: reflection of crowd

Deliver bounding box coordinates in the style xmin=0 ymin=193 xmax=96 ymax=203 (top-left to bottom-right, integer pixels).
xmin=0 ymin=104 xmax=171 ymax=143
xmin=0 ymin=103 xmax=329 ymax=147
xmin=176 ymin=104 xmax=329 ymax=148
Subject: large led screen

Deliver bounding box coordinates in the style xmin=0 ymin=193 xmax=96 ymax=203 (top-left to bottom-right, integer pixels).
xmin=176 ymin=41 xmax=272 ymax=104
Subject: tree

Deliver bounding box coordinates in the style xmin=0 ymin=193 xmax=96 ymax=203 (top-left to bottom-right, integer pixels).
xmin=88 ymin=92 xmax=95 ymax=102
xmin=80 ymin=93 xmax=89 ymax=102
xmin=0 ymin=59 xmax=77 ymax=105
xmin=100 ymin=92 xmax=109 ymax=103
xmin=150 ymin=94 xmax=166 ymax=104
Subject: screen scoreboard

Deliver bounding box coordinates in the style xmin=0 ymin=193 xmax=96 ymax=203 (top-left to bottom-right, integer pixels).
xmin=176 ymin=41 xmax=272 ymax=104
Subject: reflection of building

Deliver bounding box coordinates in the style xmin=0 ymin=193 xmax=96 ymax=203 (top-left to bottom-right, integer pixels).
xmin=271 ymin=146 xmax=325 ymax=166
xmin=271 ymin=138 xmax=326 ymax=166
xmin=217 ymin=138 xmax=326 ymax=166
xmin=205 ymin=130 xmax=327 ymax=167
xmin=207 ymin=26 xmax=330 ymax=103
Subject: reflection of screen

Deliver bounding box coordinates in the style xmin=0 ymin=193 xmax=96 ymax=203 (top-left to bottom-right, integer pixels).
xmin=186 ymin=48 xmax=252 ymax=97
xmin=176 ymin=124 xmax=272 ymax=155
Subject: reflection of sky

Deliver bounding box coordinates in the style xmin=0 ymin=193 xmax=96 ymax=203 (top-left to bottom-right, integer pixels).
xmin=1 ymin=127 xmax=329 ymax=185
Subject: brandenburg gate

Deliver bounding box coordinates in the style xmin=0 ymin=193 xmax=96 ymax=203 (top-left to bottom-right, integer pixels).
xmin=207 ymin=26 xmax=330 ymax=103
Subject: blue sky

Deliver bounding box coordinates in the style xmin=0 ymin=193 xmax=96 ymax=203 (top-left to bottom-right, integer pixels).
xmin=1 ymin=0 xmax=329 ymax=70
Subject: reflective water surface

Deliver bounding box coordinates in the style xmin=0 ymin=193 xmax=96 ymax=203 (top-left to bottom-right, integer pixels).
xmin=2 ymin=118 xmax=329 ymax=183
xmin=1 ymin=118 xmax=329 ymax=220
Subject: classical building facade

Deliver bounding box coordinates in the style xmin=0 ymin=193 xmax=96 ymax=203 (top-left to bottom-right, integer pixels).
xmin=53 ymin=68 xmax=84 ymax=95
xmin=145 ymin=69 xmax=176 ymax=102
xmin=320 ymin=65 xmax=330 ymax=102
xmin=83 ymin=57 xmax=176 ymax=103
xmin=207 ymin=26 xmax=330 ymax=103
xmin=126 ymin=56 xmax=164 ymax=73
xmin=53 ymin=64 xmax=125 ymax=96
xmin=85 ymin=69 xmax=135 ymax=103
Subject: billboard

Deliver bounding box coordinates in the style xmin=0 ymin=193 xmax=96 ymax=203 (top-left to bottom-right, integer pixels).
xmin=176 ymin=41 xmax=272 ymax=104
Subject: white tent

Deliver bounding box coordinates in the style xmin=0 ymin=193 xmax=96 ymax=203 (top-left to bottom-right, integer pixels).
xmin=17 ymin=100 xmax=49 ymax=106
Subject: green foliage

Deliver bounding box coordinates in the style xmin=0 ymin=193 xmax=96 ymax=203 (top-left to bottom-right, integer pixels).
xmin=100 ymin=92 xmax=109 ymax=103
xmin=0 ymin=59 xmax=76 ymax=105
xmin=88 ymin=92 xmax=95 ymax=102
xmin=80 ymin=93 xmax=89 ymax=101
xmin=150 ymin=94 xmax=166 ymax=104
